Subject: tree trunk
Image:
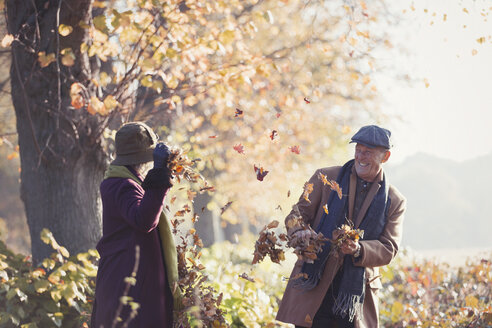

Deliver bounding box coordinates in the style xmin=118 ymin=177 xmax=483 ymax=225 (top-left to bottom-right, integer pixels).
xmin=193 ymin=193 xmax=223 ymax=247
xmin=7 ymin=0 xmax=107 ymax=262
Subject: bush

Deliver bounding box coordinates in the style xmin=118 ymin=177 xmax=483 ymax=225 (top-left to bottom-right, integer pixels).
xmin=0 ymin=229 xmax=97 ymax=327
xmin=0 ymin=230 xmax=490 ymax=328
xmin=379 ymin=251 xmax=492 ymax=327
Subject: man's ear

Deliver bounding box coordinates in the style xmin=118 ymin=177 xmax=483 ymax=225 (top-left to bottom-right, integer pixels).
xmin=381 ymin=150 xmax=391 ymax=163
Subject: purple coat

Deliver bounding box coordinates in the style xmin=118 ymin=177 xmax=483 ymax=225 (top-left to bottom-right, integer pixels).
xmin=91 ymin=168 xmax=173 ymax=328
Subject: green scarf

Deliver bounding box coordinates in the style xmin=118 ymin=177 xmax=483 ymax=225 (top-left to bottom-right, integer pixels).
xmin=103 ymin=165 xmax=180 ymax=305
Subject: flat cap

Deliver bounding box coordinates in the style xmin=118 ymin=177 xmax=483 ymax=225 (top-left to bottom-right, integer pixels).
xmin=350 ymin=125 xmax=392 ymax=149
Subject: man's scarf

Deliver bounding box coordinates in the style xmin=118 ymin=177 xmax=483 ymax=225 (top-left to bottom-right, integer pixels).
xmin=103 ymin=165 xmax=180 ymax=304
xmin=295 ymin=159 xmax=390 ymax=322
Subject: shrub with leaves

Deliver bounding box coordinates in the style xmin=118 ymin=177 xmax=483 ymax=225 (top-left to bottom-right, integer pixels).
xmin=0 ymin=229 xmax=97 ymax=328
xmin=379 ymin=253 xmax=492 ymax=328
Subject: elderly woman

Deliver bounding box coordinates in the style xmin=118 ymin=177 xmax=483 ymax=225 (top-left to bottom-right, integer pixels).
xmin=91 ymin=122 xmax=177 ymax=328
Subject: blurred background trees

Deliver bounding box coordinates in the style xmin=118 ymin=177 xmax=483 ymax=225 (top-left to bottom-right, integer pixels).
xmin=0 ymin=0 xmax=394 ymax=259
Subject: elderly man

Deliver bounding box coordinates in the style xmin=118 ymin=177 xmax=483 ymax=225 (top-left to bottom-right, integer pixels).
xmin=276 ymin=125 xmax=406 ymax=328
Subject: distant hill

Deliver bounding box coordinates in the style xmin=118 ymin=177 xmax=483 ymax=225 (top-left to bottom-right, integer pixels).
xmin=385 ymin=152 xmax=492 ymax=250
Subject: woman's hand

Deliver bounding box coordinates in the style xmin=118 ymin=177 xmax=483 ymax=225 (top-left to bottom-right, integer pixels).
xmin=153 ymin=142 xmax=171 ymax=169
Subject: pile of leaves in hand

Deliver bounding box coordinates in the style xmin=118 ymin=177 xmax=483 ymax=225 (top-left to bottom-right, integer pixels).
xmin=167 ymin=147 xmax=205 ymax=185
xmin=252 ymin=207 xmax=328 ymax=265
xmin=329 ymin=224 xmax=364 ymax=251
xmin=286 ymin=216 xmax=328 ymax=264
xmin=251 ymin=220 xmax=287 ymax=265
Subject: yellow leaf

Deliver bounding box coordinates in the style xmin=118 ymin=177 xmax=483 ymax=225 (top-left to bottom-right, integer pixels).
xmin=476 ymin=37 xmax=486 ymax=44
xmin=463 ymin=8 xmax=469 ymax=14
xmin=465 ymin=295 xmax=479 ymax=308
xmin=60 ymin=48 xmax=75 ymax=66
xmin=171 ymin=95 xmax=181 ymax=104
xmin=218 ymin=30 xmax=235 ymax=45
xmin=58 ymin=24 xmax=73 ymax=36
xmin=356 ymin=30 xmax=370 ymax=39
xmin=93 ymin=15 xmax=108 ymax=32
xmin=443 ymin=14 xmax=447 ymax=21
xmin=184 ymin=95 xmax=198 ymax=107
xmin=38 ymin=52 xmax=56 ymax=68
xmin=471 ymin=49 xmax=478 ymax=56
xmin=1 ymin=34 xmax=14 ymax=48
xmin=424 ymin=78 xmax=430 ymax=88
xmin=87 ymin=96 xmax=107 ymax=116
xmin=59 ymin=247 xmax=69 ymax=258
xmin=103 ymin=95 xmax=118 ymax=111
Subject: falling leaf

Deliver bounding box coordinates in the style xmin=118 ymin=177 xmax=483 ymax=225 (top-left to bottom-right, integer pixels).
xmin=276 ymin=112 xmax=281 ymax=118
xmin=318 ymin=173 xmax=343 ymax=199
xmin=269 ymin=130 xmax=278 ymax=140
xmin=476 ymin=37 xmax=486 ymax=44
xmin=275 ymin=205 xmax=282 ymax=211
xmin=331 ymin=181 xmax=343 ymax=199
xmin=220 ymin=201 xmax=233 ymax=214
xmin=58 ymin=24 xmax=73 ymax=36
xmin=208 ymin=135 xmax=217 ymax=138
xmin=287 ymin=190 xmax=291 ymax=197
xmin=254 ymin=164 xmax=269 ymax=181
xmin=323 ymin=204 xmax=329 ymax=214
xmin=289 ymin=145 xmax=301 ymax=154
xmin=170 ymin=196 xmax=177 ymax=204
xmin=471 ymin=49 xmax=478 ymax=56
xmin=463 ymin=8 xmax=469 ymax=14
xmin=303 ymin=97 xmax=310 ymax=104
xmin=302 ymin=182 xmax=314 ymax=203
xmin=187 ymin=190 xmax=197 ymax=201
xmin=305 ymin=314 xmax=313 ymax=323
xmin=199 ymin=185 xmax=216 ymax=192
xmin=239 ymin=272 xmax=255 ymax=282
xmin=443 ymin=14 xmax=447 ymax=21
xmin=1 ymin=34 xmax=14 ymax=48
xmin=233 ymin=143 xmax=245 ymax=154
xmin=424 ymin=78 xmax=430 ymax=88
xmin=234 ymin=108 xmax=244 ymax=117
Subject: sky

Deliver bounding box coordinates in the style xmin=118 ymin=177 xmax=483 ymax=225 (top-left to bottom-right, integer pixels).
xmin=378 ymin=0 xmax=492 ymax=164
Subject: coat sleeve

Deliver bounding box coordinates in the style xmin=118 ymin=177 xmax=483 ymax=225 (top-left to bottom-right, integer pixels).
xmin=285 ymin=169 xmax=323 ymax=235
xmin=115 ymin=169 xmax=172 ymax=233
xmin=355 ymin=195 xmax=406 ymax=268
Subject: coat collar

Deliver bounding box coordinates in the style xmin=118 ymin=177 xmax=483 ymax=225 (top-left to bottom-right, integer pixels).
xmin=348 ymin=166 xmax=384 ymax=228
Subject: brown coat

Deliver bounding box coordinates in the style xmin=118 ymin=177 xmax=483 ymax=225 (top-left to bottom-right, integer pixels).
xmin=276 ymin=166 xmax=406 ymax=328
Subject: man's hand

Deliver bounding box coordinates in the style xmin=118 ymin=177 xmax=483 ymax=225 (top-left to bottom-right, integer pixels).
xmin=340 ymin=238 xmax=360 ymax=256
xmin=153 ymin=142 xmax=171 ymax=169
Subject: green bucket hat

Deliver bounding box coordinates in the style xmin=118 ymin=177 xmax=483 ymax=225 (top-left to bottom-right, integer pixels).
xmin=111 ymin=122 xmax=158 ymax=166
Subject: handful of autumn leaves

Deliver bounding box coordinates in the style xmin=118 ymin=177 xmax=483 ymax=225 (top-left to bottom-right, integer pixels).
xmin=167 ymin=147 xmax=216 ymax=192
xmin=252 ymin=206 xmax=328 ymax=265
xmin=252 ymin=207 xmax=365 ymax=265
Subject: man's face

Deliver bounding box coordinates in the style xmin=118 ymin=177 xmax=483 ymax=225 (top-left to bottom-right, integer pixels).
xmin=354 ymin=144 xmax=390 ymax=182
